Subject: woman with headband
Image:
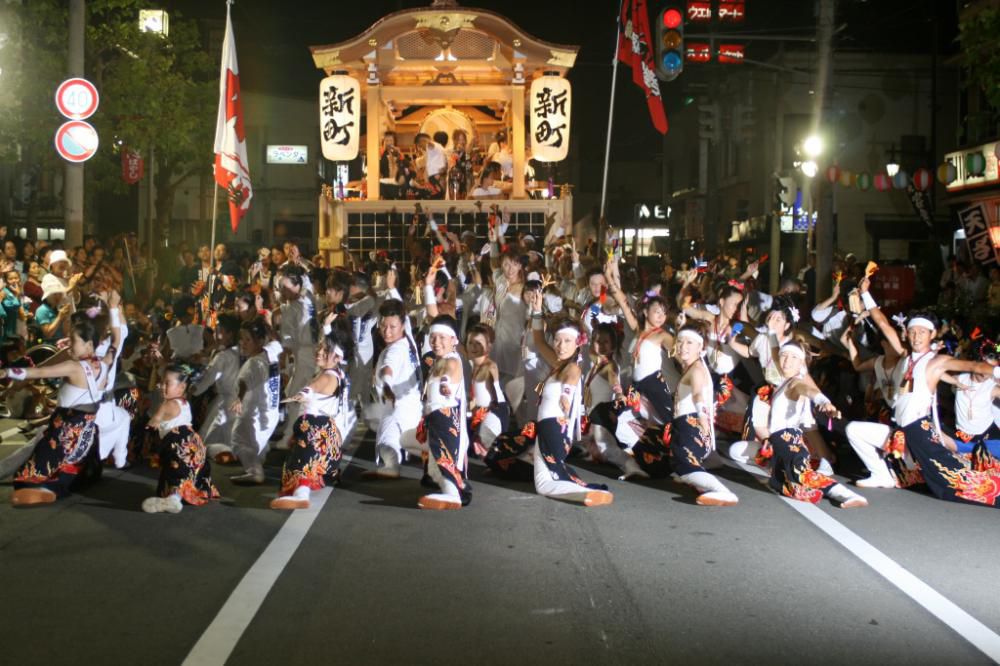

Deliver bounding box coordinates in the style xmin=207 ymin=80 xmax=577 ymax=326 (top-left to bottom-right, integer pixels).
xmin=6 ymin=291 xmax=124 ymax=505
xmin=520 ymin=292 xmax=613 ymax=506
xmin=758 ymin=342 xmax=867 ymax=508
xmin=683 ymin=282 xmax=746 ymax=425
xmin=416 ymin=315 xmax=471 ymax=510
xmin=271 ymin=330 xmax=352 ymax=510
xmin=143 ymin=363 xmax=220 ymax=513
xmin=632 ymin=322 xmax=739 ymax=505
xmin=605 ymin=258 xmax=675 ymax=426
xmin=583 ymin=322 xmax=648 ymax=480
xmin=848 ymin=300 xmax=1000 ymax=506
xmin=466 ymin=323 xmax=509 ymax=459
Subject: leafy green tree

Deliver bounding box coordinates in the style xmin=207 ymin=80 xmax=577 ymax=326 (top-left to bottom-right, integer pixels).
xmin=0 ymin=0 xmax=216 ymax=238
xmin=959 ymin=4 xmax=1000 ymax=119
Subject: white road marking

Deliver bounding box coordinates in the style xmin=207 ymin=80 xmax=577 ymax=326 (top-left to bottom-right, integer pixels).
xmin=182 ymin=431 xmax=364 ymax=666
xmin=735 ymin=461 xmax=1000 ymax=663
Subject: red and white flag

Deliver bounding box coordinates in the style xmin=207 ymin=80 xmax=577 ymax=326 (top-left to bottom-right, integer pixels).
xmin=213 ymin=2 xmax=252 ymax=232
xmin=617 ymin=0 xmax=668 ymax=134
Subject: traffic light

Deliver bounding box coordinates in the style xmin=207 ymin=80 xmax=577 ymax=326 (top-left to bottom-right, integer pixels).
xmin=697 ymin=99 xmax=720 ymax=143
xmin=656 ymin=6 xmax=684 ymax=82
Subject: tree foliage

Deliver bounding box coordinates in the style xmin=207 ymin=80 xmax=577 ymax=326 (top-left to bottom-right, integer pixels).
xmin=0 ymin=0 xmax=217 ymax=230
xmin=959 ymin=4 xmax=1000 ymax=114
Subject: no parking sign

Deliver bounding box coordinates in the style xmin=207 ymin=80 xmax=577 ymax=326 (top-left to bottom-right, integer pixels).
xmin=54 ymin=120 xmax=99 ymax=163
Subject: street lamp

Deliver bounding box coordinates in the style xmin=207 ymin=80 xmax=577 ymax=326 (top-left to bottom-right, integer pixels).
xmin=885 ymin=143 xmax=900 ymax=177
xmin=139 ymin=9 xmax=169 ymax=36
xmin=803 ymin=134 xmax=823 ymax=159
xmin=800 ymin=160 xmax=818 ymax=178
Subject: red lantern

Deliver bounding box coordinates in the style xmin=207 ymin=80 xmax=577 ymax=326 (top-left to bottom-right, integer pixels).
xmin=825 ymin=165 xmax=840 ymax=184
xmin=912 ymin=168 xmax=932 ymax=191
xmin=121 ymin=148 xmax=144 ymax=185
xmin=874 ymin=173 xmax=891 ymax=192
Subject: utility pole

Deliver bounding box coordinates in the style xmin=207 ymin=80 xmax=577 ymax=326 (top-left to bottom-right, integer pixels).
xmin=814 ymin=0 xmax=836 ymax=298
xmin=769 ymin=44 xmax=785 ymax=294
xmin=65 ymin=0 xmax=85 ymax=248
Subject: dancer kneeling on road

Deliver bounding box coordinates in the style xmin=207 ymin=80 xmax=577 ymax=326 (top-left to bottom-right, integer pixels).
xmin=632 ymin=322 xmax=739 ymax=506
xmin=758 ymin=342 xmax=867 ymax=508
xmin=417 ymin=315 xmax=471 ymax=510
xmin=271 ymin=329 xmax=351 ymax=510
xmin=6 ymin=296 xmax=123 ymax=506
xmin=143 ymin=363 xmax=220 ymax=514
xmin=521 ymin=291 xmax=613 ymax=507
xmin=365 ymin=298 xmax=423 ymax=479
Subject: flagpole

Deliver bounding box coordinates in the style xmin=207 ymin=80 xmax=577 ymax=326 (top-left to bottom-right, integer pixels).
xmin=208 ymin=182 xmax=219 ymax=303
xmin=599 ymin=0 xmax=625 ymax=257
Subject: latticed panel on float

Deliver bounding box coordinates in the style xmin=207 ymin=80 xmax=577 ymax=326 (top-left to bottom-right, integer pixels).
xmin=396 ymin=31 xmax=443 ymax=60
xmin=344 ymin=211 xmax=547 ymax=268
xmin=449 ymin=30 xmax=496 ymax=59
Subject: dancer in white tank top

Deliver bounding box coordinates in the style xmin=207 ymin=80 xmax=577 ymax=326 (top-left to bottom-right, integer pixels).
xmin=757 ymin=342 xmax=867 ymax=508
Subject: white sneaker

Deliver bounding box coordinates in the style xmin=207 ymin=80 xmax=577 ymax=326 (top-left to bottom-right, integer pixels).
xmin=728 ymin=440 xmax=751 ymax=464
xmin=856 ymin=474 xmax=895 ymax=489
xmin=696 ymin=490 xmax=739 ymax=506
xmin=142 ymin=495 xmax=183 ymax=514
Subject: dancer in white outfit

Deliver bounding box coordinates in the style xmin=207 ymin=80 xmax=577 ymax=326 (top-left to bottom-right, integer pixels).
xmin=193 ymin=314 xmax=241 ymax=464
xmin=364 ymin=299 xmax=423 ymax=479
xmin=229 ymin=316 xmax=283 ymax=485
xmin=276 ymin=265 xmax=318 ymax=449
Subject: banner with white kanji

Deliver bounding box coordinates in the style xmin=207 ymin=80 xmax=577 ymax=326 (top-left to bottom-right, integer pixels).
xmin=958 ymin=202 xmax=1000 ymax=268
xmin=530 ymin=75 xmax=571 ymax=162
xmin=319 ymin=74 xmax=360 ymax=162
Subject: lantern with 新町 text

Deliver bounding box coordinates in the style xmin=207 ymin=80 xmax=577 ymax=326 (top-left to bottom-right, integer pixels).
xmin=319 ymin=73 xmax=361 ymax=161
xmin=530 ymin=74 xmax=571 ymax=162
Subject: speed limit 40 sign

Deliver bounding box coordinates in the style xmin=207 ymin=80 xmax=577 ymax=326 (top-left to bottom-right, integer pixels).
xmin=55 ymin=78 xmax=99 ymax=120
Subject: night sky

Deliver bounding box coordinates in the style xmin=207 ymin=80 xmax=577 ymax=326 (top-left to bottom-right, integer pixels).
xmin=168 ymin=0 xmax=958 ymax=164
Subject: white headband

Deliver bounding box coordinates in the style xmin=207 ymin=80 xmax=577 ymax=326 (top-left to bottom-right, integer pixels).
xmin=429 ymin=323 xmax=457 ymax=338
xmin=331 ymin=344 xmax=345 ymax=359
xmin=676 ymin=329 xmax=704 ymax=345
xmin=554 ymin=324 xmax=579 ymax=340
xmin=779 ymin=343 xmax=806 ymax=360
xmin=906 ymin=317 xmax=935 ymax=331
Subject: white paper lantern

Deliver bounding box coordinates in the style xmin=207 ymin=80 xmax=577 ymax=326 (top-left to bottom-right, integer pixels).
xmin=319 ymin=74 xmax=361 ymax=161
xmin=530 ymin=74 xmax=571 ymax=162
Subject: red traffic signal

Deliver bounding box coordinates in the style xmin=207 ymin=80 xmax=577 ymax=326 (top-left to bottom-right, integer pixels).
xmin=663 ymin=7 xmax=683 ymax=29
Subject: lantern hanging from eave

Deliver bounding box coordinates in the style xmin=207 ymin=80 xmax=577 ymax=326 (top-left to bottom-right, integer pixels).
xmin=530 ymin=73 xmax=571 ymax=162
xmin=838 ymin=168 xmax=853 ymax=188
xmin=825 ymin=164 xmax=840 ymax=184
xmin=855 ymin=171 xmax=872 ymax=191
xmin=319 ymin=73 xmax=361 ymax=161
xmin=874 ymin=173 xmax=891 ymax=192
xmin=912 ymin=167 xmax=932 ymax=191
xmin=936 ymin=162 xmax=957 ymax=185
xmin=967 ymin=152 xmax=986 ymax=177
xmin=892 ymin=170 xmax=909 ymax=190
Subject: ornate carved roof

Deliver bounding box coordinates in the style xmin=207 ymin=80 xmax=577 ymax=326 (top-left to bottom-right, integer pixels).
xmin=309 ymin=1 xmax=579 ymax=85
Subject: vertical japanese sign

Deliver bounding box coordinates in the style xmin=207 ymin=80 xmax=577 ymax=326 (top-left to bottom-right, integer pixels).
xmin=121 ymin=148 xmax=144 ymax=184
xmin=530 ymin=75 xmax=571 ymax=162
xmin=319 ymin=74 xmax=360 ymax=161
xmin=958 ymin=202 xmax=999 ymax=268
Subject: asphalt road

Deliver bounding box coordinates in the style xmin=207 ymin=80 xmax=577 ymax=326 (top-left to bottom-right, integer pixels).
xmin=0 ymin=417 xmax=998 ymax=666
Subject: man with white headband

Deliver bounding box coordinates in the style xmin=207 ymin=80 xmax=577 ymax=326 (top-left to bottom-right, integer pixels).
xmin=847 ymin=292 xmax=1000 ymax=507
xmin=365 ymin=299 xmax=423 ymax=479
xmin=417 ymin=316 xmax=470 ymax=510
xmin=632 ymin=323 xmax=739 ymax=505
